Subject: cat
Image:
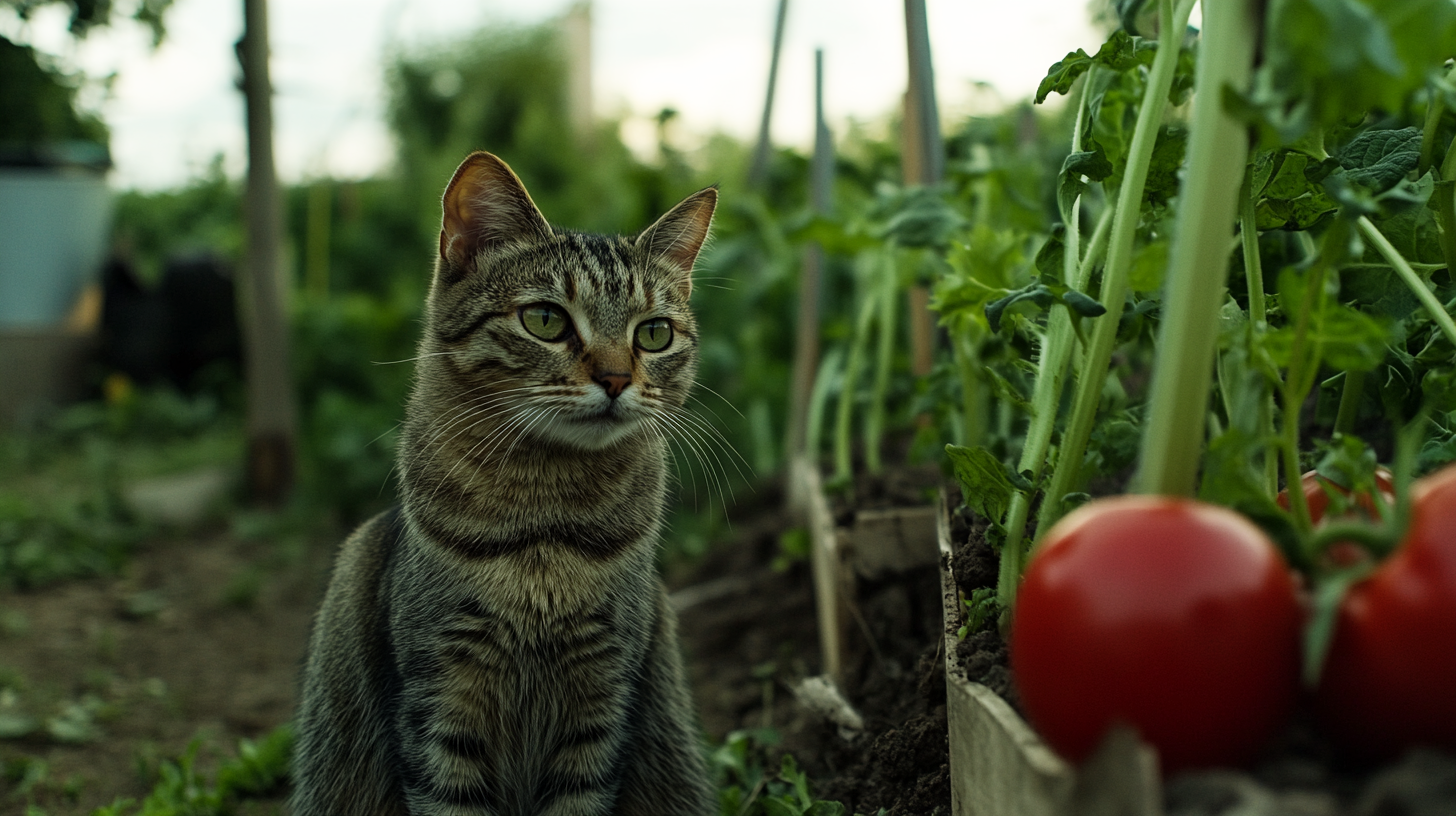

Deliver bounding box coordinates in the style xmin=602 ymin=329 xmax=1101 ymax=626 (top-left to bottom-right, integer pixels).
xmin=291 ymin=150 xmax=718 ymax=816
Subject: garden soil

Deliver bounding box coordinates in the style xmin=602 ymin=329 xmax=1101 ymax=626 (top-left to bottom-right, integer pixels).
xmin=0 ymin=471 xmax=953 ymax=815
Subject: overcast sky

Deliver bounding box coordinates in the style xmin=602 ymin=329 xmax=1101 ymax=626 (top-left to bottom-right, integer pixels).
xmin=5 ymin=0 xmax=1104 ymax=190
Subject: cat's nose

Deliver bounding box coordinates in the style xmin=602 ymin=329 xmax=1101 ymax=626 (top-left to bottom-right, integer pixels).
xmin=594 ymin=372 xmax=631 ymax=399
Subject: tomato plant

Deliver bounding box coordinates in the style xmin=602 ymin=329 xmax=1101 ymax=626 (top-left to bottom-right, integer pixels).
xmin=1010 ymin=496 xmax=1304 ymax=774
xmin=1314 ymin=464 xmax=1456 ymax=762
xmin=1276 ymin=468 xmax=1394 ymax=524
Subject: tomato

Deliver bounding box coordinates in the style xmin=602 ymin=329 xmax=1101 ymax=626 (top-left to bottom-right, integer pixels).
xmin=1314 ymin=464 xmax=1456 ymax=762
xmin=1011 ymin=496 xmax=1303 ymax=774
xmin=1276 ymin=468 xmax=1395 ymax=524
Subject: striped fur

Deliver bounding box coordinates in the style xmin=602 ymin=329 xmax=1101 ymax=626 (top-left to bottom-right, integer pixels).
xmin=292 ymin=152 xmax=717 ymax=816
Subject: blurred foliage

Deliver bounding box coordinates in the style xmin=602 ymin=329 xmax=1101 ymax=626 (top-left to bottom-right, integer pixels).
xmin=0 ymin=35 xmax=107 ymax=146
xmin=1 ymin=0 xmax=175 ymax=151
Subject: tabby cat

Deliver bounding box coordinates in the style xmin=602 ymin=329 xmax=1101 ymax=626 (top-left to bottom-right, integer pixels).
xmin=291 ymin=151 xmax=718 ymax=816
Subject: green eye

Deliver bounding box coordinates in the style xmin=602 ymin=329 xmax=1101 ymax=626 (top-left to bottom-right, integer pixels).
xmin=635 ymin=318 xmax=673 ymax=352
xmin=520 ymin=303 xmax=572 ymax=341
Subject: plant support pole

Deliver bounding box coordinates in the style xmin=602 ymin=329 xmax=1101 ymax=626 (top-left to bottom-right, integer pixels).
xmin=903 ymin=0 xmax=943 ymax=384
xmin=1135 ymin=0 xmax=1258 ymax=496
xmin=747 ymin=0 xmax=789 ymax=188
xmin=1036 ymin=0 xmax=1196 ymax=535
xmin=238 ymin=0 xmax=298 ymax=505
xmin=786 ymin=48 xmax=832 ymax=465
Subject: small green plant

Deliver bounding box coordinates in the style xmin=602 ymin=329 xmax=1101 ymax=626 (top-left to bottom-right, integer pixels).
xmin=89 ymin=724 xmax=292 ymax=816
xmin=711 ymin=729 xmax=848 ymax=816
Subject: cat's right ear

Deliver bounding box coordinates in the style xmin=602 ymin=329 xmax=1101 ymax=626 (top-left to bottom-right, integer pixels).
xmin=439 ymin=151 xmax=553 ymax=276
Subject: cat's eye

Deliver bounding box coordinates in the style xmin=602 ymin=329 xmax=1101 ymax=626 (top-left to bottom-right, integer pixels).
xmin=520 ymin=303 xmax=572 ymax=342
xmin=635 ymin=318 xmax=673 ymax=352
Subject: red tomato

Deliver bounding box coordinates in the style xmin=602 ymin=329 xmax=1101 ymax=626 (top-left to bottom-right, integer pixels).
xmin=1276 ymin=468 xmax=1395 ymax=523
xmin=1314 ymin=465 xmax=1456 ymax=762
xmin=1011 ymin=496 xmax=1304 ymax=774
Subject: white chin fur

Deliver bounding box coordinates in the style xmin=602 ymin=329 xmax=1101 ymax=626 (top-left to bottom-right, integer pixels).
xmin=525 ymin=394 xmax=647 ymax=450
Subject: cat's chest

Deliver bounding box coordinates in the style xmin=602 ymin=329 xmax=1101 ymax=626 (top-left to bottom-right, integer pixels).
xmin=417 ymin=599 xmax=647 ymax=811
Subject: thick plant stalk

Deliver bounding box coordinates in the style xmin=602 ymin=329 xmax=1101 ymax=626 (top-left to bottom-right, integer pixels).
xmin=865 ymin=249 xmax=899 ymax=474
xmin=995 ymin=88 xmax=1108 ymax=612
xmin=1239 ymin=166 xmax=1279 ymax=496
xmin=833 ymin=257 xmax=880 ymax=485
xmin=1035 ymin=0 xmax=1197 ymax=535
xmin=1135 ymin=0 xmax=1259 ymax=496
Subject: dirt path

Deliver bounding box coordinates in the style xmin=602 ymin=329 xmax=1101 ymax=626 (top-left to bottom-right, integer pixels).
xmin=2 ymin=491 xmax=948 ymax=815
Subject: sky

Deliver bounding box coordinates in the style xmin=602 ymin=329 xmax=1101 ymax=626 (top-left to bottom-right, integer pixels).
xmin=5 ymin=0 xmax=1105 ymax=190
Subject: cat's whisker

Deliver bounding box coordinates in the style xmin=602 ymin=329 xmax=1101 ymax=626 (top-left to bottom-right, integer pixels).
xmin=501 ymin=404 xmax=565 ymax=461
xmin=426 ymin=402 xmax=539 ymax=506
xmin=421 ymin=384 xmax=554 ymax=453
xmin=667 ymin=406 xmax=753 ymax=482
xmin=371 ymin=350 xmax=468 ymax=365
xmin=646 ymin=420 xmax=697 ymax=510
xmin=653 ymin=411 xmax=733 ymax=511
xmin=689 ymin=380 xmax=746 ymax=419
xmin=650 ymin=416 xmax=712 ymax=511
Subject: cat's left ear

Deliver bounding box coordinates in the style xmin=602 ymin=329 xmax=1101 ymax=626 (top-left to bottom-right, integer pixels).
xmin=637 ymin=187 xmax=717 ymax=298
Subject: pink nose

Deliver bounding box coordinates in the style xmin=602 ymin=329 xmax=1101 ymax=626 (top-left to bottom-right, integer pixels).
xmin=594 ymin=372 xmax=631 ymax=399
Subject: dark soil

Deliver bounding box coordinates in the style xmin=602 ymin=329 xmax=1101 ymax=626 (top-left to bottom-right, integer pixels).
xmin=943 ymin=500 xmax=1456 ymax=816
xmin=673 ymin=472 xmax=953 ymax=816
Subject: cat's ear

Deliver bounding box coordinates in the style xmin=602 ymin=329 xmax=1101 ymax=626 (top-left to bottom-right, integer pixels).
xmin=637 ymin=186 xmax=717 ymax=298
xmin=439 ymin=151 xmax=553 ymax=274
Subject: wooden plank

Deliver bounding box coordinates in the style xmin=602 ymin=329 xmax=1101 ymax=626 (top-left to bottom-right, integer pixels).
xmin=796 ymin=454 xmax=845 ymax=682
xmin=848 ymin=505 xmax=938 ymax=578
xmin=938 ymin=491 xmax=1162 ymax=816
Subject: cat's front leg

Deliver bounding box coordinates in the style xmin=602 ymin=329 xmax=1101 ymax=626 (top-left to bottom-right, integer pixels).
xmin=612 ymin=586 xmax=715 ymax=816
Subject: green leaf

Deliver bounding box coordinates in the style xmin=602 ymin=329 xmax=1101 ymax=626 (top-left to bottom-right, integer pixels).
xmin=986 ymin=283 xmax=1057 ymax=334
xmin=1062 ymin=289 xmax=1108 ymax=318
xmin=876 ymin=188 xmax=967 ymax=249
xmin=1263 ymin=0 xmax=1456 ymax=135
xmin=1057 ymin=148 xmax=1114 ymax=223
xmin=1337 ymin=126 xmax=1422 ymax=193
xmin=1129 ymin=239 xmax=1170 ymax=293
xmin=1034 ymin=225 xmax=1067 ymax=281
xmin=1144 ymin=126 xmax=1188 ymax=205
xmin=1035 ymin=30 xmax=1153 ymax=104
xmin=945 ymin=444 xmax=1024 ymax=523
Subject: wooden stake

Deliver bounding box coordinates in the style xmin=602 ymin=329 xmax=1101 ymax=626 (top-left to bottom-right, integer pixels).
xmin=238 ymin=0 xmax=297 ymax=506
xmin=903 ymin=0 xmax=942 ymax=384
xmin=747 ymin=0 xmax=790 ymax=188
xmin=786 ymin=49 xmax=832 ymax=473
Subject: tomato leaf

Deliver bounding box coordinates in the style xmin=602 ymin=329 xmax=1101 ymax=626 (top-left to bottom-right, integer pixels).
xmin=1337 ymin=127 xmax=1422 ymax=194
xmin=945 ymin=444 xmax=1028 ymax=523
xmin=1034 ymin=30 xmax=1154 ymax=104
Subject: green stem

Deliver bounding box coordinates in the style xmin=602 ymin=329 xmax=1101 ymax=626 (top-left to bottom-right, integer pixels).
xmin=995 ymin=78 xmax=1102 ymax=614
xmin=1036 ymin=0 xmax=1197 ymax=534
xmin=1239 ymin=165 xmax=1279 ymax=497
xmin=1357 ymin=215 xmax=1456 ymax=348
xmin=865 ymin=249 xmax=899 ymax=474
xmin=1334 ymin=369 xmax=1366 ymax=435
xmin=1420 ymin=64 xmax=1456 ymax=175
xmin=1281 ymin=227 xmax=1342 ymax=539
xmin=954 ymin=333 xmax=985 ymax=447
xmin=833 ymin=258 xmax=880 ymax=486
xmin=1134 ymin=0 xmax=1258 ymax=497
